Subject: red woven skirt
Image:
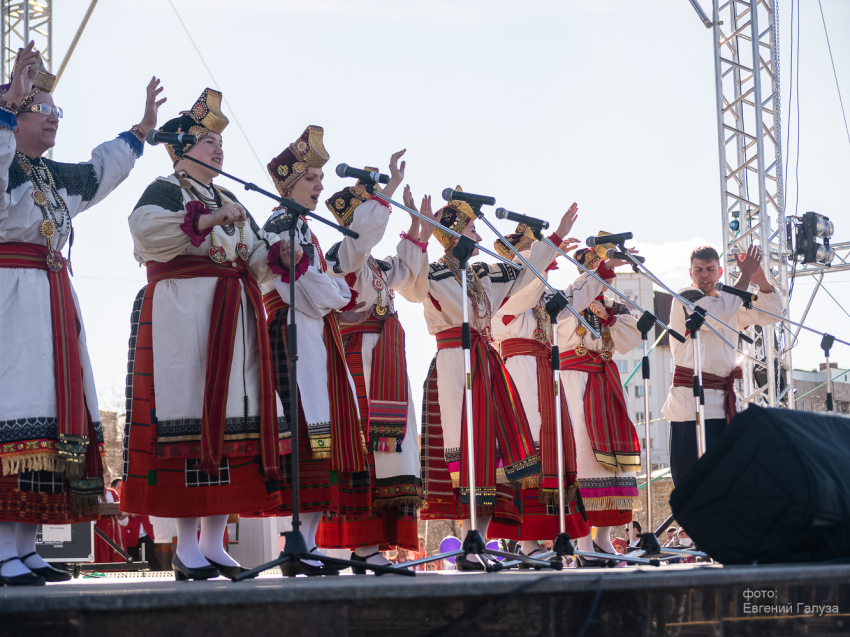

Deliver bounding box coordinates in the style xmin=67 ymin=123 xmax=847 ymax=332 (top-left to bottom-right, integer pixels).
xmin=120 ymin=285 xmax=282 ymax=518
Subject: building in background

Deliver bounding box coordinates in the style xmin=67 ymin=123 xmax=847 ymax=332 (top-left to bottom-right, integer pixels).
xmin=793 ymin=364 xmax=850 ymax=414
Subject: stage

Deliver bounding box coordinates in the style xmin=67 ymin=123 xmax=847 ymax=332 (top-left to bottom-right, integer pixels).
xmin=1 ymin=562 xmax=849 ymax=636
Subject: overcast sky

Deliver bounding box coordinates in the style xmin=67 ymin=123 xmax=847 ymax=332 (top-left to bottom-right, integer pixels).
xmin=41 ymin=0 xmax=850 ymax=412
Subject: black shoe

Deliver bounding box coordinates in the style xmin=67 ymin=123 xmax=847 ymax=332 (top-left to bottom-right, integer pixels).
xmin=205 ymin=558 xmax=256 ymax=581
xmin=0 ymin=557 xmax=45 ymax=586
xmin=280 ymin=548 xmax=342 ymax=577
xmin=19 ymin=552 xmax=72 ymax=583
xmin=349 ymin=551 xmax=396 ymax=576
xmin=455 ymin=554 xmax=486 ymax=572
xmin=172 ymin=554 xmax=220 ymax=581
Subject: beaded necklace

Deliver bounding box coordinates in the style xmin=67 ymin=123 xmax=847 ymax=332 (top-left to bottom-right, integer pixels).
xmin=177 ymin=172 xmax=247 ymax=263
xmin=531 ymin=297 xmax=553 ymax=346
xmin=441 ymin=255 xmax=492 ymax=340
xmin=18 ymin=152 xmax=72 ymax=272
xmin=366 ymin=256 xmax=395 ymax=318
xmin=575 ymin=307 xmax=613 ymax=360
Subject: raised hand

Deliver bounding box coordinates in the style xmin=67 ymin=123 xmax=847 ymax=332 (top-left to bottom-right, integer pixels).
xmin=735 ymin=244 xmax=762 ymax=285
xmin=556 ymin=203 xmax=578 ymax=240
xmin=139 ymin=77 xmax=166 ymax=134
xmin=558 ymin=237 xmax=580 ymax=253
xmin=382 ymin=149 xmax=406 ymax=199
xmin=402 ymin=184 xmax=418 ymax=213
xmin=5 ymin=41 xmax=39 ymax=106
xmin=418 ymin=194 xmax=442 ymax=244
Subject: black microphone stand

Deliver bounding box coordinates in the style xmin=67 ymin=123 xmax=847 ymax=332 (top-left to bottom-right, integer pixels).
xmin=169 ymin=152 xmax=409 ymax=579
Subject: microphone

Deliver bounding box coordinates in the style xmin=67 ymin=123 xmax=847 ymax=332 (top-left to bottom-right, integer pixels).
xmin=586 ymin=232 xmax=633 ymax=248
xmin=714 ymin=282 xmax=758 ymax=303
xmin=605 ymin=248 xmax=646 ymax=264
xmin=441 ymin=188 xmax=496 ymax=207
xmin=494 ymin=208 xmax=549 ymax=230
xmin=335 ymin=164 xmax=390 ymax=184
xmin=145 ymin=130 xmax=198 ymax=147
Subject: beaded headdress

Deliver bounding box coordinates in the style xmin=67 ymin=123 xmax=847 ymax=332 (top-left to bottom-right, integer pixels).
xmin=494 ymin=223 xmax=537 ymax=260
xmin=0 ymin=50 xmax=56 ymax=114
xmin=268 ymin=125 xmax=329 ymax=197
xmin=435 ymin=186 xmax=477 ymax=250
xmin=159 ymin=88 xmax=230 ymax=165
xmin=324 ymin=167 xmax=381 ymax=227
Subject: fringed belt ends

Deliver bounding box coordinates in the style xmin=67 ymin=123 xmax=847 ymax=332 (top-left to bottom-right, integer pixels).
xmin=559 ymin=348 xmax=642 ymax=474
xmin=500 ymin=338 xmax=578 ymax=506
xmin=340 ymin=316 xmax=409 ymax=453
xmin=436 ymin=327 xmax=541 ymax=505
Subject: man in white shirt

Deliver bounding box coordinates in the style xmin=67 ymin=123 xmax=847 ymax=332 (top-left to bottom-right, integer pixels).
xmin=663 ymin=245 xmax=784 ymax=485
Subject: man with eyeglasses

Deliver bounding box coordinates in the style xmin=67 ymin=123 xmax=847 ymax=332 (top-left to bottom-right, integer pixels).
xmin=0 ymin=41 xmax=165 ymax=586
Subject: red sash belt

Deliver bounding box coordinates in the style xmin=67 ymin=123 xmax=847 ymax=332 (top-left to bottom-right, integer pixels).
xmin=262 ymin=292 xmax=366 ymax=473
xmin=673 ymin=365 xmax=742 ymax=424
xmin=0 ymin=242 xmax=90 ymax=476
xmin=146 ymin=256 xmax=281 ymax=480
xmin=501 ymin=338 xmax=577 ymax=500
xmin=559 ymin=348 xmax=641 ymax=473
xmin=435 ymin=328 xmax=541 ymax=504
xmin=340 ymin=316 xmax=409 ymax=453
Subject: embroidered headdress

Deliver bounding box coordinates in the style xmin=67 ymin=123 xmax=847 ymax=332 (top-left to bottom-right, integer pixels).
xmin=574 ymin=231 xmax=618 ymax=272
xmin=494 ymin=223 xmax=537 ymax=260
xmin=435 ymin=186 xmax=477 ymax=250
xmin=268 ymin=125 xmax=329 ymax=197
xmin=159 ymin=88 xmax=229 ymax=165
xmin=324 ymin=166 xmax=381 ymax=227
xmin=0 ymin=50 xmax=56 ymax=114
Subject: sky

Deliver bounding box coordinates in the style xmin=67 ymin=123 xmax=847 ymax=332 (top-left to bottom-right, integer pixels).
xmin=37 ymin=0 xmax=850 ymax=413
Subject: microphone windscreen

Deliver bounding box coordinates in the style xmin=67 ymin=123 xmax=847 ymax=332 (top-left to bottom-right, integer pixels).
xmin=715 ymin=282 xmax=724 ymax=291
xmin=586 ymin=236 xmax=598 ymax=248
xmin=145 ymin=129 xmax=159 ymax=145
xmin=441 ymin=188 xmax=455 ymax=202
xmin=606 ymin=248 xmax=617 ymax=260
xmin=495 ymin=208 xmax=507 ymax=219
xmin=335 ymin=163 xmax=349 ymax=178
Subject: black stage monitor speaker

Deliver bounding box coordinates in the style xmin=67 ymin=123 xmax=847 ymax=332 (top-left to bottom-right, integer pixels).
xmin=670 ymin=404 xmax=850 ymax=565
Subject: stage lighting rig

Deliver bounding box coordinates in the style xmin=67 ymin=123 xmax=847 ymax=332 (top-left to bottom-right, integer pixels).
xmin=795 ymin=211 xmax=835 ymax=265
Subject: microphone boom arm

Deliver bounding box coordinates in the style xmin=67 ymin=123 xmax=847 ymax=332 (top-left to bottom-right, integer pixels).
xmin=175 ymin=153 xmax=358 ymax=239
xmin=369 ymin=191 xmax=523 ymax=270
xmin=474 ymin=213 xmax=601 ymax=339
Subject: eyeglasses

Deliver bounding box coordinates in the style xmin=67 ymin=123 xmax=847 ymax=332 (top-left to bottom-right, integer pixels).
xmin=25 ymin=103 xmax=63 ymax=118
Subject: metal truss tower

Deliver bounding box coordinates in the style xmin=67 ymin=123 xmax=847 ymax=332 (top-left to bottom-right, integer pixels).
xmin=1 ymin=1 xmax=52 ymax=82
xmin=709 ymin=0 xmax=792 ymax=409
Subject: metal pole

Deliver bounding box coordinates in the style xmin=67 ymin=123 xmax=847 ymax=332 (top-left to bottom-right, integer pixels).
xmin=461 ymin=265 xmax=477 ymax=533
xmin=53 ymin=0 xmax=98 ymax=87
xmin=749 ymin=0 xmax=778 ymax=409
xmin=642 ymin=338 xmax=653 ymax=529
xmin=694 ymin=331 xmax=707 ymax=457
xmin=552 ymin=317 xmax=566 ymax=534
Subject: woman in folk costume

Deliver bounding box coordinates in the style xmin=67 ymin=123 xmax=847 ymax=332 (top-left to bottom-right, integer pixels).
xmin=258 ymin=128 xmax=400 ymax=576
xmin=122 ymin=88 xmax=295 ymax=581
xmin=399 ymin=189 xmax=575 ymax=570
xmin=556 ymin=247 xmax=642 ymax=564
xmin=315 ymin=161 xmax=430 ymax=571
xmin=0 ymin=43 xmax=159 ymax=585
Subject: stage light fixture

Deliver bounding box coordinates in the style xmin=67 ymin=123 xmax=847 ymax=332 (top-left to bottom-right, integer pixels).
xmin=796 ymin=211 xmax=835 ymax=265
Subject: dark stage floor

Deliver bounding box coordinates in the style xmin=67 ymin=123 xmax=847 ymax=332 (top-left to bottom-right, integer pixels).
xmin=1 ymin=562 xmax=849 ymax=636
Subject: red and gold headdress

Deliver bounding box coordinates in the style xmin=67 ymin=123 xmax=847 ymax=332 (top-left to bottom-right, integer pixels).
xmin=494 ymin=223 xmax=537 ymax=260
xmin=324 ymin=166 xmax=381 ymax=227
xmin=0 ymin=50 xmax=56 ymax=114
xmin=159 ymin=88 xmax=229 ymax=165
xmin=268 ymin=125 xmax=329 ymax=197
xmin=575 ymin=231 xmax=618 ymax=272
xmin=435 ymin=186 xmax=477 ymax=250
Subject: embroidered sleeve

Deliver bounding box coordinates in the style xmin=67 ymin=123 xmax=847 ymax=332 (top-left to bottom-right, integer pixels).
xmin=179 ymin=200 xmax=212 ymax=247
xmin=596 ymin=260 xmax=616 ymax=280
xmin=117 ymin=130 xmax=145 ymax=158
xmin=400 ymin=232 xmax=428 ymax=253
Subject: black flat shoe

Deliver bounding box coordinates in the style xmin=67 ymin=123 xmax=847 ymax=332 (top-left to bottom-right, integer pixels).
xmin=172 ymin=554 xmax=220 ymax=581
xmin=280 ymin=558 xmax=341 ymax=577
xmin=20 ymin=552 xmax=71 ymax=583
xmin=455 ymin=554 xmax=486 ymax=572
xmin=0 ymin=557 xmax=45 ymax=586
xmin=205 ymin=558 xmax=256 ymax=581
xmin=348 ymin=551 xmax=396 ymax=575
